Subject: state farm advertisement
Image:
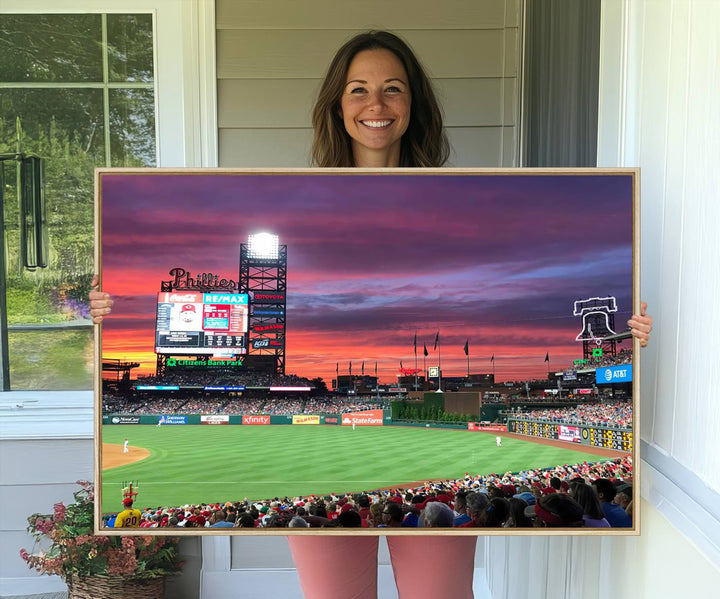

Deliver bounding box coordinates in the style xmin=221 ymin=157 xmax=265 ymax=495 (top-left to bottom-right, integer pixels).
xmin=467 ymin=423 xmax=506 ymax=432
xmin=201 ymin=415 xmax=229 ymax=425
xmin=242 ymin=415 xmax=270 ymax=425
xmin=559 ymin=425 xmax=581 ymax=442
xmin=293 ymin=415 xmax=320 ymax=425
xmin=342 ymin=409 xmax=384 ymax=426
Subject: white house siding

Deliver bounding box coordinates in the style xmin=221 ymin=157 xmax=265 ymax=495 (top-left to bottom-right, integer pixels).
xmin=485 ymin=0 xmax=720 ymax=596
xmin=216 ymin=0 xmax=521 ymax=167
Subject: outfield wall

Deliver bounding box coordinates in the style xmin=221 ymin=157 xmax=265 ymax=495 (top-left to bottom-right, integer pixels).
xmin=103 ymin=410 xmax=389 ymax=427
xmin=506 ymin=417 xmax=632 ymax=452
xmin=391 ymin=421 xmax=468 ymax=430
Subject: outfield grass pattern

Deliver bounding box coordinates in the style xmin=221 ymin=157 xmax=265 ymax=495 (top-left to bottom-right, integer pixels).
xmin=101 ymin=425 xmax=610 ymax=511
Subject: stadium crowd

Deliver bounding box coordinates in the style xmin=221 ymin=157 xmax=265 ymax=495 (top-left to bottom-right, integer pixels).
xmin=135 ymin=371 xmax=314 ymax=388
xmin=104 ymin=395 xmax=388 ymax=416
xmin=105 ymin=457 xmax=633 ymax=530
xmin=514 ymin=403 xmax=632 ymax=429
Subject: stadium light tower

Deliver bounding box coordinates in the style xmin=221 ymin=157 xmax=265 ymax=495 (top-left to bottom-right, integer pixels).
xmin=240 ymin=233 xmax=287 ymax=375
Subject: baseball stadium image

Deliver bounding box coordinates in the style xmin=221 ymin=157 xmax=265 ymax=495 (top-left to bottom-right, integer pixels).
xmin=98 ymin=169 xmax=637 ymax=533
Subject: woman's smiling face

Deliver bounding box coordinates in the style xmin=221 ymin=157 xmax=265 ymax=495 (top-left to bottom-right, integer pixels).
xmin=340 ymin=48 xmax=411 ymax=167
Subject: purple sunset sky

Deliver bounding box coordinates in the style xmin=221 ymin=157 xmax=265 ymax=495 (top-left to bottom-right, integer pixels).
xmin=100 ymin=171 xmax=634 ymax=382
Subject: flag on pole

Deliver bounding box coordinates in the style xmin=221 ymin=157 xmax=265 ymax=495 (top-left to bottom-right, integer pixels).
xmin=433 ymin=331 xmax=439 ymax=350
xmin=423 ymin=343 xmax=428 ymax=357
xmin=362 ymin=361 xmax=365 ymax=375
xmin=413 ymin=332 xmax=417 ymax=356
xmin=463 ymin=339 xmax=469 ymax=356
xmin=491 ymin=354 xmax=494 ymax=362
xmin=544 ymin=352 xmax=549 ymax=362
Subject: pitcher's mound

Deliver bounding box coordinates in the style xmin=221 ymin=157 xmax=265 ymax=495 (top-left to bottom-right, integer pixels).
xmin=103 ymin=444 xmax=151 ymax=469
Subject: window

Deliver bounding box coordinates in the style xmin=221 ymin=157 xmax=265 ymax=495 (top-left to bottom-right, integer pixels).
xmin=0 ymin=13 xmax=156 ymax=390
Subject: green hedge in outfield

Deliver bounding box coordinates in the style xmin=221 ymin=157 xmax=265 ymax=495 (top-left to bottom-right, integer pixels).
xmin=100 ymin=424 xmax=610 ymax=511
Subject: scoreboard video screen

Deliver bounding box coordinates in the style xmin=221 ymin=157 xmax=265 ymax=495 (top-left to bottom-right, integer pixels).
xmin=155 ymin=292 xmax=249 ymax=355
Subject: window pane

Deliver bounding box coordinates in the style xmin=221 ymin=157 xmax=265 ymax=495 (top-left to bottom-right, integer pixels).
xmin=1 ymin=88 xmax=102 ymax=284
xmin=109 ymin=89 xmax=157 ymax=167
xmin=0 ymin=13 xmax=157 ymax=391
xmin=0 ymin=14 xmax=103 ymax=82
xmin=0 ymin=89 xmax=106 ymax=165
xmin=107 ymin=14 xmax=155 ymax=83
xmin=8 ymin=329 xmax=93 ymax=390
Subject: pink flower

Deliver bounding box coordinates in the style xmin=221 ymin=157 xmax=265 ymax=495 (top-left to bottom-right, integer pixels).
xmin=53 ymin=502 xmax=66 ymax=522
xmin=19 ymin=548 xmax=29 ymax=562
xmin=121 ymin=537 xmax=135 ymax=549
xmin=106 ymin=547 xmax=137 ymax=576
xmin=34 ymin=518 xmax=54 ymax=535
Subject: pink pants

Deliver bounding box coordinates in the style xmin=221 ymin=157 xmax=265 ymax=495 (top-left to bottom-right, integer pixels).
xmin=288 ymin=535 xmax=477 ymax=599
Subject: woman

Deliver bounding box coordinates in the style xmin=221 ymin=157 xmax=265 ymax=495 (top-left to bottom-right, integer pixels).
xmin=570 ymin=482 xmax=610 ymax=528
xmin=91 ymin=30 xmax=653 ymax=598
xmin=505 ymin=497 xmax=534 ymax=528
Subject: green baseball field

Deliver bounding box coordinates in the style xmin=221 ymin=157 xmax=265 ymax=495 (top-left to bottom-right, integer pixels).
xmin=101 ymin=425 xmax=615 ymax=512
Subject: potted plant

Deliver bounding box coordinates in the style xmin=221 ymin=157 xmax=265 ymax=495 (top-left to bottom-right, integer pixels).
xmin=20 ymin=480 xmax=182 ymax=599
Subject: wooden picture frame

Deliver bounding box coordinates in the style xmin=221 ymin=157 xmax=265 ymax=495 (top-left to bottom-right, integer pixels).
xmin=95 ymin=167 xmax=639 ymax=536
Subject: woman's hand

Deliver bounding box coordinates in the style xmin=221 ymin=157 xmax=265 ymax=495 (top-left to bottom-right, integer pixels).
xmin=89 ymin=275 xmax=113 ymax=324
xmin=628 ymin=301 xmax=652 ymax=347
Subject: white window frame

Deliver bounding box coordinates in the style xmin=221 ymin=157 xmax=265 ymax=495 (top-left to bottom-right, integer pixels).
xmin=0 ymin=0 xmax=217 ymax=421
xmin=2 ymin=0 xmax=218 ymax=168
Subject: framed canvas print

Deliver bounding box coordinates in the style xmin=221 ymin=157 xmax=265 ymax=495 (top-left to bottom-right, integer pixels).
xmin=95 ymin=168 xmax=639 ymax=536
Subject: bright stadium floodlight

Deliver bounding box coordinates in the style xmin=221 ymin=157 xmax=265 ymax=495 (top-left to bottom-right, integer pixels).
xmin=247 ymin=232 xmax=279 ymax=259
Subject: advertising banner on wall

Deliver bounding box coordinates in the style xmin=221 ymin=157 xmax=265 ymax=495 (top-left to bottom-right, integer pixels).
xmin=558 ymin=425 xmax=582 ymax=442
xmin=200 ymin=415 xmax=229 ymax=425
xmin=158 ymin=415 xmax=188 ymax=425
xmin=341 ymin=409 xmax=384 ymax=426
xmin=467 ymin=423 xmax=506 ymax=432
xmin=596 ymin=364 xmax=632 ymax=384
xmin=110 ymin=415 xmax=141 ymax=425
xmin=293 ymin=415 xmax=320 ymax=425
xmin=242 ymin=415 xmax=271 ymax=425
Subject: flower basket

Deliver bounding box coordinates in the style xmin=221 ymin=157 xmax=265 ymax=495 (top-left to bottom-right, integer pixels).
xmin=67 ymin=574 xmax=164 ymax=599
xmin=20 ymin=481 xmax=182 ymax=595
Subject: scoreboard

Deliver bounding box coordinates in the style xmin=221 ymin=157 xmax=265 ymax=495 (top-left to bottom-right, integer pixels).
xmin=155 ymin=291 xmax=248 ymax=355
xmin=511 ymin=420 xmax=555 ymax=440
xmin=509 ymin=419 xmax=632 ymax=452
xmin=582 ymin=427 xmax=633 ymax=452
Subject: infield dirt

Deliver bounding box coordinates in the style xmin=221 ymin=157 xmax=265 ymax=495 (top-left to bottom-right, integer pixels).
xmin=103 ymin=443 xmax=151 ymax=469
